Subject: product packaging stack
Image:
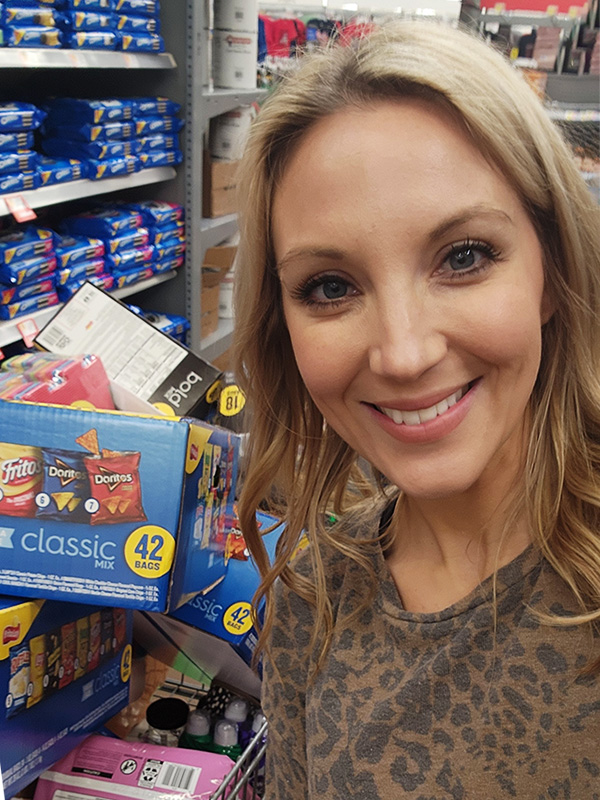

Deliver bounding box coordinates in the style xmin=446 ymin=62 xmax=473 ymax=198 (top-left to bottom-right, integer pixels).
xmin=212 ymin=0 xmax=258 ymax=90
xmin=58 ymin=0 xmax=118 ymax=51
xmin=0 ymin=227 xmax=59 ymax=319
xmin=54 ymin=230 xmax=112 ymax=300
xmin=40 ymin=96 xmax=183 ymax=181
xmin=114 ymin=0 xmax=164 ymax=52
xmin=0 ymin=103 xmax=45 ymax=195
xmin=0 ymin=2 xmax=63 ymax=48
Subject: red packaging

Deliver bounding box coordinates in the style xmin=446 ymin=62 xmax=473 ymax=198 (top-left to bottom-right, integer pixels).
xmin=0 ymin=443 xmax=43 ymax=517
xmin=84 ymin=451 xmax=146 ymax=525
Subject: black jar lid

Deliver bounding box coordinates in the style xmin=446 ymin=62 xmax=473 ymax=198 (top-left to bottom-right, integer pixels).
xmin=146 ymin=697 xmax=189 ymax=731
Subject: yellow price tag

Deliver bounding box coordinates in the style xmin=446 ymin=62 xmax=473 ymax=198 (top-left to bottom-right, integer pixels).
xmin=219 ymin=385 xmax=246 ymax=417
xmin=546 ymin=4 xmax=558 ymax=14
xmin=494 ymin=2 xmax=506 ymax=12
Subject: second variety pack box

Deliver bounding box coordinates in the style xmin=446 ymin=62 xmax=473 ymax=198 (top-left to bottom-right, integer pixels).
xmin=0 ymin=399 xmax=240 ymax=612
xmin=0 ymin=596 xmax=133 ymax=798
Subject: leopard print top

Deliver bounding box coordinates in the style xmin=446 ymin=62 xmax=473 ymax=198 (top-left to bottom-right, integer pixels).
xmin=262 ymin=507 xmax=600 ymax=799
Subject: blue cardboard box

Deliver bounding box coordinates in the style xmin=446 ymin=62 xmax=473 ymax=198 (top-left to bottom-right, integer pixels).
xmin=0 ymin=399 xmax=240 ymax=612
xmin=0 ymin=595 xmax=132 ymax=798
xmin=135 ymin=513 xmax=292 ymax=699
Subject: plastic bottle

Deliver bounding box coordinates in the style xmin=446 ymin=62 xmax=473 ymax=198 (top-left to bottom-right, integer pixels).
xmin=143 ymin=697 xmax=189 ymax=747
xmin=178 ymin=707 xmax=212 ymax=751
xmin=211 ymin=718 xmax=242 ymax=760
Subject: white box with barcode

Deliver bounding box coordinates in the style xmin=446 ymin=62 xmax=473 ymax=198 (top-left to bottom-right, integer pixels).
xmin=213 ymin=30 xmax=258 ymax=90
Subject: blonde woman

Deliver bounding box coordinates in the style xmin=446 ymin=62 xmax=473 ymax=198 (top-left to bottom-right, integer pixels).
xmin=234 ymin=21 xmax=600 ymax=799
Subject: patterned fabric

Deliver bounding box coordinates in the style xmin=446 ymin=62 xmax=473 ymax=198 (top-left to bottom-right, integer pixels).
xmin=262 ymin=504 xmax=600 ymax=799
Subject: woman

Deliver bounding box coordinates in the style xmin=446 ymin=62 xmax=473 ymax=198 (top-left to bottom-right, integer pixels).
xmin=233 ymin=21 xmax=600 ymax=799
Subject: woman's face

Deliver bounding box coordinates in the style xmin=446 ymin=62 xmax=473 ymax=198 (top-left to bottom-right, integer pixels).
xmin=273 ymin=99 xmax=551 ymax=501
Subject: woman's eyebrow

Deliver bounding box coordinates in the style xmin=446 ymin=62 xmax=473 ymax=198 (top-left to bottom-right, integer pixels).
xmin=276 ymin=247 xmax=346 ymax=273
xmin=428 ymin=205 xmax=515 ymax=242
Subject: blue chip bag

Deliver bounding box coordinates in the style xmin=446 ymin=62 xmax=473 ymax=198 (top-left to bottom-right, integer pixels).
xmin=138 ymin=149 xmax=183 ymax=169
xmin=0 ymin=170 xmax=40 ymax=194
xmin=44 ymin=98 xmax=133 ymax=125
xmin=153 ymin=241 xmax=185 ymax=262
xmin=135 ymin=134 xmax=177 ymax=153
xmin=57 ymin=272 xmax=113 ymax=300
xmin=60 ymin=10 xmax=115 ymax=30
xmin=37 ymin=156 xmax=85 ymax=186
xmin=113 ymin=263 xmax=154 ymax=289
xmin=104 ymin=243 xmax=154 ymax=271
xmin=143 ymin=309 xmax=189 ymax=341
xmin=0 ymin=102 xmax=45 ymax=132
xmin=86 ymin=155 xmax=139 ymax=179
xmin=55 ymin=258 xmax=105 ymax=285
xmin=0 ymin=131 xmax=34 ymax=152
xmin=0 ymin=289 xmax=59 ymax=320
xmin=42 ymin=120 xmax=134 ymax=142
xmin=113 ymin=0 xmax=159 ymax=16
xmin=55 ymin=234 xmax=104 ymax=268
xmin=6 ymin=643 xmax=29 ymax=719
xmin=62 ymin=0 xmax=112 ymax=10
xmin=63 ymin=207 xmax=143 ymax=238
xmin=0 ymin=150 xmax=38 ymax=176
xmin=134 ymin=116 xmax=183 ymax=136
xmin=122 ymin=200 xmax=184 ymax=226
xmin=0 ymin=228 xmax=54 ymax=266
xmin=118 ymin=32 xmax=164 ymax=52
xmin=43 ymin=138 xmax=138 ymax=160
xmin=4 ymin=26 xmax=62 ymax=46
xmin=153 ymin=254 xmax=184 ymax=274
xmin=37 ymin=447 xmax=90 ymax=523
xmin=67 ymin=30 xmax=117 ymax=49
xmin=0 ymin=253 xmax=57 ymax=285
xmin=131 ymin=97 xmax=181 ymax=117
xmin=115 ymin=13 xmax=159 ymax=33
xmin=0 ymin=274 xmax=56 ymax=304
xmin=151 ymin=226 xmax=185 ymax=248
xmin=104 ymin=227 xmax=149 ymax=254
xmin=2 ymin=5 xmax=61 ymax=26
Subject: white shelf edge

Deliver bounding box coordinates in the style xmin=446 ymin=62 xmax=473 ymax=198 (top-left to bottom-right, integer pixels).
xmin=0 ymin=48 xmax=176 ymax=69
xmin=201 ymin=88 xmax=268 ymax=119
xmin=0 ymin=167 xmax=177 ymax=218
xmin=200 ymin=214 xmax=238 ymax=249
xmin=0 ymin=270 xmax=178 ymax=348
xmin=199 ymin=317 xmax=234 ymax=362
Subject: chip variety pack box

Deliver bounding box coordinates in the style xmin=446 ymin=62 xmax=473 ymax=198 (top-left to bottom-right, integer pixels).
xmin=136 ymin=513 xmax=289 ymax=699
xmin=0 ymin=399 xmax=240 ymax=612
xmin=33 ymin=734 xmax=236 ymax=800
xmin=0 ymin=596 xmax=133 ymax=798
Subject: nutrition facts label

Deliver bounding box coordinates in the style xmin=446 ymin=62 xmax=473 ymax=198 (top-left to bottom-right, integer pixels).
xmin=35 ymin=283 xmax=186 ymax=401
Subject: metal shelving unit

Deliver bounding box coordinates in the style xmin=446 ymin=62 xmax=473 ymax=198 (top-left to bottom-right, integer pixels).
xmin=0 ymin=48 xmax=175 ymax=69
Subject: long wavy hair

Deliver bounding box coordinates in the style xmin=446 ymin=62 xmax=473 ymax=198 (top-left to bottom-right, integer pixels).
xmin=233 ymin=21 xmax=600 ymax=673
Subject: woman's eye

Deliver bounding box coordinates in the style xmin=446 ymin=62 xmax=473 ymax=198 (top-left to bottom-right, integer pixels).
xmin=443 ymin=240 xmax=500 ymax=276
xmin=320 ymin=279 xmax=348 ymax=300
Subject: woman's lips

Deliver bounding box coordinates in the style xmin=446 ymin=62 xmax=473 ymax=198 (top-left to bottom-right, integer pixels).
xmin=366 ymin=379 xmax=479 ymax=444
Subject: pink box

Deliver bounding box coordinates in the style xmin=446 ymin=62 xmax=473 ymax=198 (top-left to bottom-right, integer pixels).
xmin=34 ymin=734 xmax=236 ymax=800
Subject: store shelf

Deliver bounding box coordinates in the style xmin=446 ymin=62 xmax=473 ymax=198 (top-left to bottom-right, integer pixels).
xmin=0 ymin=167 xmax=177 ymax=218
xmin=546 ymin=106 xmax=600 ymax=121
xmin=202 ymin=88 xmax=268 ymax=119
xmin=0 ymin=48 xmax=175 ymax=69
xmin=200 ymin=317 xmax=234 ymax=362
xmin=478 ymin=12 xmax=577 ymax=28
xmin=200 ymin=213 xmax=238 ymax=249
xmin=0 ymin=270 xmax=178 ymax=348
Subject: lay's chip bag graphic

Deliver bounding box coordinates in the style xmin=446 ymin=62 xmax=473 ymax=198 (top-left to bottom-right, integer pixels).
xmin=0 ymin=443 xmax=43 ymax=517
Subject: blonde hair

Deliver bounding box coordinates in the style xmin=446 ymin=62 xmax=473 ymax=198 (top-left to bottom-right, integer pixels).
xmin=233 ymin=21 xmax=600 ymax=672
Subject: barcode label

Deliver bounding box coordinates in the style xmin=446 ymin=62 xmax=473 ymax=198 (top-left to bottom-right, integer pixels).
xmin=39 ymin=324 xmax=71 ymax=351
xmin=155 ymin=762 xmax=201 ymax=792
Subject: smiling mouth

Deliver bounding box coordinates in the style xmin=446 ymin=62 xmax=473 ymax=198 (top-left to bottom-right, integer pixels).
xmin=374 ymin=382 xmax=474 ymax=426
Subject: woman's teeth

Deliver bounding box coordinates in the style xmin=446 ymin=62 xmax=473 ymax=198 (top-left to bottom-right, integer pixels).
xmin=379 ymin=385 xmax=468 ymax=426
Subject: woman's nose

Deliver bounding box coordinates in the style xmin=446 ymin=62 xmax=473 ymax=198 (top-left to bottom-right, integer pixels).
xmin=367 ymin=292 xmax=448 ymax=381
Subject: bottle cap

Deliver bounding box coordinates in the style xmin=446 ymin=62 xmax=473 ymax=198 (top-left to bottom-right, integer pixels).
xmin=186 ymin=709 xmax=211 ymax=737
xmin=214 ymin=718 xmax=239 ymax=747
xmin=224 ymin=697 xmax=249 ymax=723
xmin=146 ymin=697 xmax=189 ymax=731
xmin=252 ymin=711 xmax=266 ymax=734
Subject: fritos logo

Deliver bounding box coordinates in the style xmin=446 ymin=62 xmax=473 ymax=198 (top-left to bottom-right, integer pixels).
xmin=1 ymin=456 xmax=42 ymax=486
xmin=3 ymin=624 xmax=20 ymax=645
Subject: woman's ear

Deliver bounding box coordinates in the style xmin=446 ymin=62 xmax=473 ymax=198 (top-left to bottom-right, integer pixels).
xmin=541 ymin=287 xmax=556 ymax=325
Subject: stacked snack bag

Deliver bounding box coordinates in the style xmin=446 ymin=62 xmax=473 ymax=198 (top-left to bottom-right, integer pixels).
xmin=54 ymin=231 xmax=110 ymax=299
xmin=0 ymin=2 xmax=63 ymax=48
xmin=114 ymin=0 xmax=163 ymax=52
xmin=0 ymin=102 xmax=45 ymax=194
xmin=40 ymin=96 xmax=183 ymax=180
xmin=0 ymin=226 xmax=59 ymax=319
xmin=58 ymin=0 xmax=118 ymax=50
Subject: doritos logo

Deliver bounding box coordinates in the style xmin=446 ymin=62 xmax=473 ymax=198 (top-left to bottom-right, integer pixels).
xmin=3 ymin=624 xmax=19 ymax=645
xmin=1 ymin=456 xmax=42 ymax=486
xmin=48 ymin=459 xmax=86 ymax=487
xmin=93 ymin=466 xmax=134 ymax=491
